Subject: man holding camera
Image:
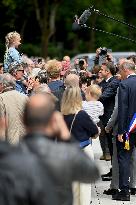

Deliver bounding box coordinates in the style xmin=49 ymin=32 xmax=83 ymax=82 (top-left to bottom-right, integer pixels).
xmin=94 ymin=47 xmax=113 ymax=66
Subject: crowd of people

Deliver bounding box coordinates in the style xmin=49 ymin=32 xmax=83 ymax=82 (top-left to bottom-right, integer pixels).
xmin=0 ymin=31 xmax=136 ymax=204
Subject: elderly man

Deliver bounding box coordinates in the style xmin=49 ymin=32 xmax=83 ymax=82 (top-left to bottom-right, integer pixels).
xmin=64 ymin=73 xmax=79 ymax=87
xmin=0 ymin=73 xmax=28 ymax=144
xmin=9 ymin=63 xmax=27 ymax=94
xmin=113 ymin=62 xmax=136 ymax=201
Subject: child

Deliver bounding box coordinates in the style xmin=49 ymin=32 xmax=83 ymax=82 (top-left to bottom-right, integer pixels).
xmin=4 ymin=31 xmax=22 ymax=72
xmin=82 ymin=84 xmax=104 ymax=124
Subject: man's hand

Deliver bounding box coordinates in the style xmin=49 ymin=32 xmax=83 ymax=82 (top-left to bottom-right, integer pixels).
xmin=106 ymin=53 xmax=113 ymax=62
xmin=96 ymin=48 xmax=101 ymax=57
xmin=53 ymin=111 xmax=71 ymax=141
xmin=105 ymin=126 xmax=112 ymax=133
xmin=117 ymin=134 xmax=124 ymax=142
xmin=92 ymin=126 xmax=101 ymax=139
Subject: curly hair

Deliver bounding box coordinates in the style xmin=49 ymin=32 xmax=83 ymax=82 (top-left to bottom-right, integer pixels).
xmin=5 ymin=31 xmax=20 ymax=48
xmin=4 ymin=31 xmax=21 ymax=65
xmin=46 ymin=59 xmax=62 ymax=79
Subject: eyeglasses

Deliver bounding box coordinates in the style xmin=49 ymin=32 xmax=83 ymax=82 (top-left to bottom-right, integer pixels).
xmin=18 ymin=70 xmax=24 ymax=73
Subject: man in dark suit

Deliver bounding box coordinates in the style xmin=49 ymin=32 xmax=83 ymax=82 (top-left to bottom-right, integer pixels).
xmin=99 ymin=62 xmax=120 ymax=179
xmin=114 ymin=62 xmax=136 ymax=201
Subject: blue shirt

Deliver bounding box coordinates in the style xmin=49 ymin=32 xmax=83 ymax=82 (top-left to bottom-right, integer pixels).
xmin=48 ymin=80 xmax=64 ymax=92
xmin=4 ymin=47 xmax=22 ymax=72
xmin=16 ymin=81 xmax=26 ymax=95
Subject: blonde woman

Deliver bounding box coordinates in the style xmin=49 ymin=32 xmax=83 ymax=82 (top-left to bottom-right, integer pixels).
xmin=4 ymin=31 xmax=22 ymax=72
xmin=61 ymin=86 xmax=98 ymax=144
xmin=61 ymin=86 xmax=98 ymax=205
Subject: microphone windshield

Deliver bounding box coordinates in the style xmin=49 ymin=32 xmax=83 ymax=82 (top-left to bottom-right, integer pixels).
xmin=72 ymin=22 xmax=81 ymax=31
xmin=79 ymin=9 xmax=91 ymax=24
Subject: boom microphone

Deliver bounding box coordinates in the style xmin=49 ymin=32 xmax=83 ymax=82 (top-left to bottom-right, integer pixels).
xmin=72 ymin=5 xmax=136 ymax=44
xmin=78 ymin=8 xmax=92 ymax=24
xmin=72 ymin=22 xmax=81 ymax=31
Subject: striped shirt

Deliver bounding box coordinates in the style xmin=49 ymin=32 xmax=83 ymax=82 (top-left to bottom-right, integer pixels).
xmin=82 ymin=101 xmax=104 ymax=124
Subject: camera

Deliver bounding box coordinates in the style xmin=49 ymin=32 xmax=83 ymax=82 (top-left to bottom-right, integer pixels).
xmin=79 ymin=72 xmax=98 ymax=87
xmin=99 ymin=47 xmax=108 ymax=56
xmin=94 ymin=47 xmax=113 ymax=65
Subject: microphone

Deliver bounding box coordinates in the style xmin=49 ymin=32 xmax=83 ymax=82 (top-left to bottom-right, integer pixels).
xmin=72 ymin=22 xmax=81 ymax=31
xmin=78 ymin=8 xmax=92 ymax=25
xmin=72 ymin=7 xmax=92 ymax=31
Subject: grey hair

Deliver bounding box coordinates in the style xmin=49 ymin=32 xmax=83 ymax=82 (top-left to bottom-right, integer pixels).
xmin=1 ymin=73 xmax=16 ymax=89
xmin=32 ymin=84 xmax=58 ymax=102
xmin=121 ymin=62 xmax=135 ymax=71
xmin=32 ymin=84 xmax=51 ymax=95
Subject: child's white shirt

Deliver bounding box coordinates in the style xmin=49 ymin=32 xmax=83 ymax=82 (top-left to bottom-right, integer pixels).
xmin=82 ymin=100 xmax=104 ymax=124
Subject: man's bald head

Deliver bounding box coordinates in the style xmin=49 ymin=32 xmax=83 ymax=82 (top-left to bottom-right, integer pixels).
xmin=24 ymin=94 xmax=55 ymax=129
xmin=28 ymin=94 xmax=50 ymax=108
xmin=65 ymin=74 xmax=79 ymax=87
xmin=118 ymin=58 xmax=133 ymax=66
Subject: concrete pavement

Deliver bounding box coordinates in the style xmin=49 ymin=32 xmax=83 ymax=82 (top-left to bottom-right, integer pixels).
xmin=91 ymin=138 xmax=136 ymax=205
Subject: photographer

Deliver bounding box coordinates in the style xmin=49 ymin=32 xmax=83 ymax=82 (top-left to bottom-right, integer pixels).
xmin=94 ymin=47 xmax=113 ymax=66
xmin=78 ymin=58 xmax=88 ymax=72
xmin=91 ymin=65 xmax=104 ymax=84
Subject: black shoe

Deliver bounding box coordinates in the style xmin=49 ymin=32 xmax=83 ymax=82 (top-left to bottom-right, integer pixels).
xmin=101 ymin=169 xmax=112 ymax=178
xmin=103 ymin=189 xmax=118 ymax=195
xmin=112 ymin=191 xmax=130 ymax=201
xmin=102 ymin=176 xmax=112 ymax=181
xmin=130 ymin=188 xmax=136 ymax=195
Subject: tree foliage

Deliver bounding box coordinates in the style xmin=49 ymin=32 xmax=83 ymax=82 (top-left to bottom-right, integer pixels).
xmin=0 ymin=0 xmax=136 ymax=61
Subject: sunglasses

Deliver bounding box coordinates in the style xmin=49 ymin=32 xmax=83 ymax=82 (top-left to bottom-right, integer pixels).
xmin=18 ymin=69 xmax=24 ymax=73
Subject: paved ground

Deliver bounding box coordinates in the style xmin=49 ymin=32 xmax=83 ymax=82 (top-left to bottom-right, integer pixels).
xmin=91 ymin=138 xmax=136 ymax=205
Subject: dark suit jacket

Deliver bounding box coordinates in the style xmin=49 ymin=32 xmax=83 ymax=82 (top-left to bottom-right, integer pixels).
xmin=118 ymin=75 xmax=136 ymax=134
xmin=23 ymin=133 xmax=100 ymax=205
xmin=0 ymin=141 xmax=58 ymax=205
xmin=99 ymin=76 xmax=120 ymax=126
xmin=106 ymin=88 xmax=119 ymax=136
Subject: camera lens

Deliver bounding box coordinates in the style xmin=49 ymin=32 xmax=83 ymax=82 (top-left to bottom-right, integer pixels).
xmin=99 ymin=47 xmax=107 ymax=56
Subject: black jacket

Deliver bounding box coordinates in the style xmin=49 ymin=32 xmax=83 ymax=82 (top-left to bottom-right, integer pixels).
xmin=48 ymin=80 xmax=64 ymax=111
xmin=118 ymin=75 xmax=136 ymax=134
xmin=0 ymin=141 xmax=58 ymax=205
xmin=99 ymin=76 xmax=120 ymax=126
xmin=64 ymin=110 xmax=98 ymax=142
xmin=23 ymin=133 xmax=100 ymax=205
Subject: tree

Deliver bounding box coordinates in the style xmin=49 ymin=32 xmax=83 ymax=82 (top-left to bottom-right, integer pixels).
xmin=0 ymin=0 xmax=135 ymax=61
xmin=123 ymin=0 xmax=136 ymax=49
xmin=33 ymin=0 xmax=63 ymax=58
